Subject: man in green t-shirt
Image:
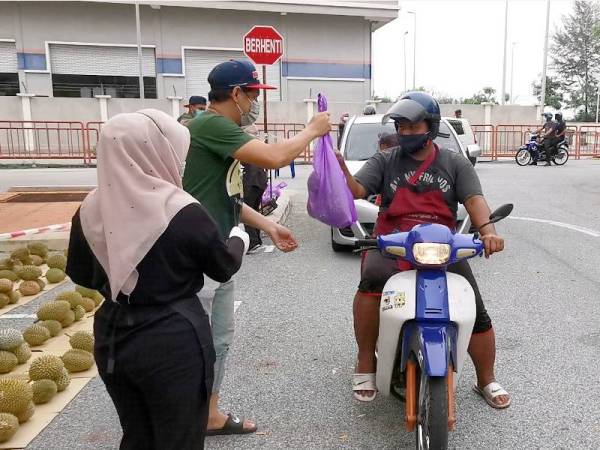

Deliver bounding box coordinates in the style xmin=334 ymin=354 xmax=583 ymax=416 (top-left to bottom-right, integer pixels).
xmin=177 ymin=95 xmax=207 ymax=126
xmin=183 ymin=59 xmax=330 ymax=436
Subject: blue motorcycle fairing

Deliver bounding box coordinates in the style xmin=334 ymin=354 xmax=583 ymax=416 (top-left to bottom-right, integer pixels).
xmin=400 ymin=321 xmax=458 ymax=377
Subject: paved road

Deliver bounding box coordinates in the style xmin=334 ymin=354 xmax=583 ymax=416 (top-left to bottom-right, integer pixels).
xmin=2 ymin=160 xmax=598 ymax=449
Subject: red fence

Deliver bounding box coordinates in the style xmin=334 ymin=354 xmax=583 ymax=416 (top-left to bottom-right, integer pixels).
xmin=0 ymin=120 xmax=598 ymax=163
xmin=0 ymin=121 xmax=91 ymax=164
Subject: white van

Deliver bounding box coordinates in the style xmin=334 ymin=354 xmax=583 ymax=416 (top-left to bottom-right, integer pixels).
xmin=446 ymin=118 xmax=481 ymax=165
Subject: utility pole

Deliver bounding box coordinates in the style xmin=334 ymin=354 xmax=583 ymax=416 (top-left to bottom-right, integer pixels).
xmin=510 ymin=42 xmax=516 ymax=104
xmin=540 ymin=0 xmax=551 ymax=114
xmin=407 ymin=11 xmax=416 ymax=90
xmin=501 ymin=0 xmax=508 ymax=105
xmin=403 ymin=31 xmax=408 ymax=93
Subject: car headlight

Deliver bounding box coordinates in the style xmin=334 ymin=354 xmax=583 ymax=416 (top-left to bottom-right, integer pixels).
xmin=412 ymin=243 xmax=451 ymax=265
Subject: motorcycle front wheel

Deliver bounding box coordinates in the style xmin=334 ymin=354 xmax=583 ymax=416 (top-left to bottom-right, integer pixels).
xmin=553 ymin=148 xmax=569 ymax=165
xmin=515 ymin=149 xmax=532 ymax=166
xmin=416 ymin=372 xmax=448 ymax=450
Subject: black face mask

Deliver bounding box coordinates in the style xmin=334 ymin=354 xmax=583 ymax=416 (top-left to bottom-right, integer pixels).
xmin=398 ymin=133 xmax=430 ymax=154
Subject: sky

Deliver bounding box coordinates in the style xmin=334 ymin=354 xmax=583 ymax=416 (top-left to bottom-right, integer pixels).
xmin=373 ymin=0 xmax=575 ymax=104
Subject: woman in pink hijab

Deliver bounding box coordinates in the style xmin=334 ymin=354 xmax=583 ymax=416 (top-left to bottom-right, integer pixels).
xmin=66 ymin=109 xmax=248 ymax=450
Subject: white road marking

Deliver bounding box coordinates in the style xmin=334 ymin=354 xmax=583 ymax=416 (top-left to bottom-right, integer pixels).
xmin=234 ymin=301 xmax=242 ymax=313
xmin=0 ymin=314 xmax=37 ymax=319
xmin=509 ymin=216 xmax=600 ymax=238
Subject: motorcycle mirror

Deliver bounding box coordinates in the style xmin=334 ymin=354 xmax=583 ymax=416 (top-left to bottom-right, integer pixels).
xmin=488 ymin=203 xmax=513 ymax=224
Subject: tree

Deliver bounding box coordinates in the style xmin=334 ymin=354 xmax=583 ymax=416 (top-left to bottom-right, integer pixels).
xmin=551 ymin=0 xmax=600 ymax=121
xmin=532 ymin=76 xmax=564 ymax=110
xmin=462 ymin=86 xmax=498 ymax=104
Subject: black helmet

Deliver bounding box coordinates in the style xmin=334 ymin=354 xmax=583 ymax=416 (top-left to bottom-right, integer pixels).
xmin=382 ymin=92 xmax=441 ymax=139
xmin=555 ymin=112 xmax=563 ymax=121
xmin=363 ymin=104 xmax=377 ymax=115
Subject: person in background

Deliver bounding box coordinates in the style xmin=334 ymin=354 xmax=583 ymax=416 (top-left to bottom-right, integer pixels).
xmin=338 ymin=112 xmax=350 ymax=148
xmin=241 ymin=124 xmax=268 ymax=252
xmin=378 ymin=131 xmax=399 ymax=152
xmin=178 ymin=96 xmax=207 ymax=125
xmin=183 ymin=59 xmax=330 ymax=436
xmin=454 ymin=109 xmax=462 ymax=119
xmin=363 ymin=104 xmax=377 ymax=115
xmin=66 ymin=109 xmax=249 ymax=449
xmin=538 ymin=113 xmax=558 ymax=166
xmin=554 ymin=112 xmax=567 ymax=147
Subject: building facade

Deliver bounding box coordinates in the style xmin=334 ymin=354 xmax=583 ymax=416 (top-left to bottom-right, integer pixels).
xmin=0 ymin=1 xmax=398 ymax=104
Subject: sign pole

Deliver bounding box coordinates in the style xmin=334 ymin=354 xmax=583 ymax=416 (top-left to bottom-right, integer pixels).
xmin=263 ymin=65 xmax=273 ymax=199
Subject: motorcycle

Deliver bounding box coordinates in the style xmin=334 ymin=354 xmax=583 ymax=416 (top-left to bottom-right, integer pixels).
xmin=515 ymin=132 xmax=569 ymax=166
xmin=355 ymin=204 xmax=513 ymax=450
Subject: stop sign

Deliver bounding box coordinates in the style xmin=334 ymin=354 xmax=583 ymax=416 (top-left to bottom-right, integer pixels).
xmin=243 ymin=26 xmax=284 ymax=66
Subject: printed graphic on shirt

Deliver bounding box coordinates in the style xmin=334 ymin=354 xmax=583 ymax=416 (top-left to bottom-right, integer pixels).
xmin=389 ymin=170 xmax=453 ymax=194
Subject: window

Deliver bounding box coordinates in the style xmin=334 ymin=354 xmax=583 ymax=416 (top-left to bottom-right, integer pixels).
xmin=0 ymin=73 xmax=19 ymax=96
xmin=447 ymin=119 xmax=465 ymax=135
xmin=52 ymin=74 xmax=156 ymax=98
xmin=344 ymin=122 xmax=396 ymax=161
xmin=435 ymin=122 xmax=461 ymax=154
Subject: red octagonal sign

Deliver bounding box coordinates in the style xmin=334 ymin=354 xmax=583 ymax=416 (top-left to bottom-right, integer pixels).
xmin=243 ymin=26 xmax=284 ymax=66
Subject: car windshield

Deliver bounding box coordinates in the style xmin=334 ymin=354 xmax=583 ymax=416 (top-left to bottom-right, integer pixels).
xmin=343 ymin=120 xmax=461 ymax=161
xmin=447 ymin=119 xmax=465 ymax=135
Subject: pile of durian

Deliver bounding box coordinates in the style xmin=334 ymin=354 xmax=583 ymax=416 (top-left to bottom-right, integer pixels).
xmin=0 ymin=243 xmax=69 ymax=306
xmin=0 ymin=330 xmax=95 ymax=442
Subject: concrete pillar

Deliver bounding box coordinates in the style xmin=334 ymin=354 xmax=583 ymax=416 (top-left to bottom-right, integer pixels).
xmin=303 ymin=98 xmax=317 ymax=153
xmin=94 ymin=95 xmax=111 ymax=122
xmin=482 ymin=102 xmax=494 ymax=156
xmin=167 ymin=96 xmax=183 ymax=119
xmin=17 ymin=93 xmax=35 ymax=152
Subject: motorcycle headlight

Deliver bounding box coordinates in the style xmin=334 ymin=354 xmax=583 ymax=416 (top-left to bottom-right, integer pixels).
xmin=412 ymin=243 xmax=451 ymax=265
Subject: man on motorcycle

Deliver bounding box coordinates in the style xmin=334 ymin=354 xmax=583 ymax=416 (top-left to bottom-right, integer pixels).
xmin=537 ymin=113 xmax=558 ymax=166
xmin=555 ymin=113 xmax=566 ymax=147
xmin=336 ymin=92 xmax=511 ymax=409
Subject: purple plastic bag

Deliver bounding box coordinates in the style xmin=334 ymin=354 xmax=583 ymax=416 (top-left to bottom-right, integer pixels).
xmin=307 ymin=94 xmax=358 ymax=228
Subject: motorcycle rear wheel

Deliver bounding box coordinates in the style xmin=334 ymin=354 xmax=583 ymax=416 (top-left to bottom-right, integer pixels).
xmin=515 ymin=149 xmax=531 ymax=166
xmin=553 ymin=148 xmax=569 ymax=166
xmin=416 ymin=372 xmax=448 ymax=450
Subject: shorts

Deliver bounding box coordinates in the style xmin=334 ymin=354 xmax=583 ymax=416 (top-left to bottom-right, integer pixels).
xmin=358 ymin=249 xmax=492 ymax=333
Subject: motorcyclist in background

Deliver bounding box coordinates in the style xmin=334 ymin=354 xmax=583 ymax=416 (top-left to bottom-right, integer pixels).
xmin=536 ymin=113 xmax=557 ymax=166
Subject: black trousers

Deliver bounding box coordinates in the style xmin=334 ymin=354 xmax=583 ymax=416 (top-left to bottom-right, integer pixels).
xmin=94 ymin=300 xmax=213 ymax=450
xmin=244 ymin=185 xmax=264 ymax=248
xmin=359 ymin=249 xmax=492 ymax=333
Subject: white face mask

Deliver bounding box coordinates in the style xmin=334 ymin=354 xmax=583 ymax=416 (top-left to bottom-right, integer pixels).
xmin=235 ymin=91 xmax=260 ymax=127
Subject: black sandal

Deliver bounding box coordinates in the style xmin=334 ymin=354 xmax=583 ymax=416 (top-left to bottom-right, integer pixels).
xmin=206 ymin=413 xmax=258 ymax=436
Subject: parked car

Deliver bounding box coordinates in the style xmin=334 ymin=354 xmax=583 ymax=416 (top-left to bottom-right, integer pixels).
xmin=446 ymin=118 xmax=481 ymax=165
xmin=330 ymin=114 xmax=472 ymax=252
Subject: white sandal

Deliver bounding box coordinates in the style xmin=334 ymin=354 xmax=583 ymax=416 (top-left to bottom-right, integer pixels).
xmin=473 ymin=382 xmax=511 ymax=409
xmin=353 ymin=373 xmax=377 ymax=402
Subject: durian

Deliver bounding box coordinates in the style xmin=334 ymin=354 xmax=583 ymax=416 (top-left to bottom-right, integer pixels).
xmin=7 ymin=291 xmax=20 ymax=305
xmin=61 ymin=349 xmax=94 ymax=373
xmin=55 ymin=368 xmax=70 ymax=392
xmin=75 ymin=285 xmax=97 ymax=299
xmin=23 ymin=325 xmax=50 ymax=347
xmin=60 ymin=309 xmax=75 ymax=328
xmin=15 ymin=265 xmax=42 ymax=281
xmin=37 ymin=301 xmax=70 ymax=322
xmin=10 ymin=248 xmax=30 ymax=264
xmin=45 ymin=268 xmax=66 ymax=284
xmin=73 ymin=305 xmax=85 ymax=321
xmin=0 ymin=258 xmax=22 ymax=271
xmin=30 ymin=255 xmax=44 ymax=266
xmin=0 ymin=294 xmax=9 ymax=309
xmin=0 ymin=378 xmax=33 ymax=416
xmin=29 ymin=355 xmax=64 ymax=381
xmin=0 ymin=271 xmax=17 ymax=282
xmin=0 ymin=351 xmax=18 ymax=374
xmin=19 ymin=281 xmax=41 ymax=296
xmin=35 ymin=279 xmax=46 ymax=291
xmin=39 ymin=320 xmax=62 ymax=337
xmin=0 ymin=279 xmax=12 ymax=294
xmin=0 ymin=329 xmax=24 ymax=351
xmin=13 ymin=343 xmax=31 ymax=364
xmin=32 ymin=379 xmax=57 ymax=405
xmin=15 ymin=401 xmax=34 ymax=423
xmin=46 ymin=254 xmax=67 ymax=271
xmin=69 ymin=331 xmax=94 ymax=353
xmin=56 ymin=291 xmax=84 ymax=309
xmin=27 ymin=243 xmax=48 ymax=258
xmin=0 ymin=412 xmax=18 ymax=443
